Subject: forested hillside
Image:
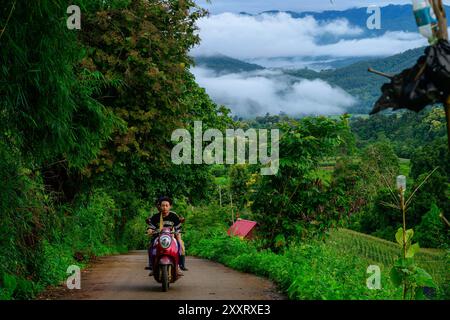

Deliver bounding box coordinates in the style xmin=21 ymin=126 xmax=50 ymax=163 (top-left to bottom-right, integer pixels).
xmin=194 ymin=54 xmax=265 ymax=74
xmin=285 ymin=47 xmax=426 ymax=114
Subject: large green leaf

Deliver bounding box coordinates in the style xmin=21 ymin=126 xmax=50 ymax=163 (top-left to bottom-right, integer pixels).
xmin=406 ymin=243 xmax=420 ymax=258
xmin=414 ymin=267 xmax=436 ymax=288
xmin=390 ymin=266 xmax=403 ymax=287
xmin=406 ymin=229 xmax=414 ymax=243
xmin=395 ymin=228 xmax=403 ymax=245
xmin=395 ymin=228 xmax=414 ymax=247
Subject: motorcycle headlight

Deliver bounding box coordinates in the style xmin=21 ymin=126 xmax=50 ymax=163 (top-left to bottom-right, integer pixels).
xmin=160 ymin=235 xmax=172 ymax=249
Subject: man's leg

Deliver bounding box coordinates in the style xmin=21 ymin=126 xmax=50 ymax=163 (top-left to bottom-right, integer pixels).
xmin=148 ymin=238 xmax=156 ymax=276
xmin=145 ymin=236 xmax=154 ymax=270
xmin=179 ymin=239 xmax=188 ymax=271
xmin=145 ymin=245 xmax=152 ymax=270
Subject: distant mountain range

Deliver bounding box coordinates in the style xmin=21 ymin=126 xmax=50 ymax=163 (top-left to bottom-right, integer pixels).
xmin=240 ymin=4 xmax=450 ymax=36
xmin=283 ymin=46 xmax=426 ymax=114
xmin=193 ymin=46 xmax=427 ymax=114
xmin=194 ymin=54 xmax=264 ymax=74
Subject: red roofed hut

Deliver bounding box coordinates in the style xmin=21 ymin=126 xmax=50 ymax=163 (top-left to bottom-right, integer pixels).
xmin=227 ymin=219 xmax=258 ymax=239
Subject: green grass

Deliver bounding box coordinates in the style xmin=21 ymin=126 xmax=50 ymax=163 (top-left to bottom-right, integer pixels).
xmin=184 ymin=204 xmax=448 ymax=300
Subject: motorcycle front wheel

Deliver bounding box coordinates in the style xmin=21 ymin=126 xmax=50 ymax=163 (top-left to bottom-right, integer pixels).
xmin=161 ymin=265 xmax=169 ymax=292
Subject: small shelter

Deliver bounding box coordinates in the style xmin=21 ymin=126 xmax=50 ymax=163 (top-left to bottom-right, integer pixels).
xmin=227 ymin=219 xmax=258 ymax=239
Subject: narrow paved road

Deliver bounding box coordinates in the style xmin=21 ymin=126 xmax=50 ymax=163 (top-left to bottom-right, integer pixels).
xmin=38 ymin=251 xmax=286 ymax=300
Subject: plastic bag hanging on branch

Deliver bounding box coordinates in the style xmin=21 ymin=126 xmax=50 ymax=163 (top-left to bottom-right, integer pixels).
xmin=370 ymin=39 xmax=450 ymax=115
xmin=370 ymin=0 xmax=450 ymax=115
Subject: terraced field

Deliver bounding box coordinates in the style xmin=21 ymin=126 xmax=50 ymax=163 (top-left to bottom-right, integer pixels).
xmin=327 ymin=228 xmax=449 ymax=286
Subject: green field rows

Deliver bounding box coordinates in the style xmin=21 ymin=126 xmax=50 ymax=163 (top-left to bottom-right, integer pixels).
xmin=327 ymin=228 xmax=449 ymax=286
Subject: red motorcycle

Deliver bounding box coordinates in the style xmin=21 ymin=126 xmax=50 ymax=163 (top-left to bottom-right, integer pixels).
xmin=150 ymin=227 xmax=182 ymax=291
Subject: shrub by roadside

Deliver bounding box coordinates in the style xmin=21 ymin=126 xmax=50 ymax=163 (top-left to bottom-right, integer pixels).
xmin=0 ymin=189 xmax=127 ymax=300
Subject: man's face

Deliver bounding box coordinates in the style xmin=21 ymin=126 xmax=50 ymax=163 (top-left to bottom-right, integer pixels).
xmin=160 ymin=201 xmax=171 ymax=215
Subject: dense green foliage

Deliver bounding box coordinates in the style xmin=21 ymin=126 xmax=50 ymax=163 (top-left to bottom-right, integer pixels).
xmin=0 ymin=0 xmax=122 ymax=300
xmin=229 ymin=165 xmax=252 ymax=210
xmin=351 ymin=108 xmax=448 ymax=158
xmin=79 ymin=0 xmax=233 ymax=205
xmin=345 ymin=108 xmax=449 ymax=248
xmin=0 ymin=1 xmax=119 ymax=170
xmin=416 ymin=204 xmax=450 ymax=249
xmin=0 ymin=0 xmax=231 ymax=299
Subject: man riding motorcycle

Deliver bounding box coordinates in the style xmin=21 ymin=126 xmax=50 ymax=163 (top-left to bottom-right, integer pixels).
xmin=145 ymin=196 xmax=188 ymax=276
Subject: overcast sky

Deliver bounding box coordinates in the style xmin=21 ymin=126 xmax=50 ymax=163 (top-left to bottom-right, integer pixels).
xmin=196 ymin=0 xmax=407 ymax=14
xmin=196 ymin=0 xmax=449 ymax=14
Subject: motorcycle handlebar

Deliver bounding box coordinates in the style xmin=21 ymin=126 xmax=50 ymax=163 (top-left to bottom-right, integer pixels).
xmin=145 ymin=230 xmax=183 ymax=236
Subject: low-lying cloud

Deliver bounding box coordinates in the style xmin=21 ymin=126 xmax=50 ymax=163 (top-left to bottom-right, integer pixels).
xmin=191 ymin=12 xmax=427 ymax=66
xmin=192 ymin=67 xmax=356 ymax=117
xmin=192 ymin=13 xmax=364 ymax=59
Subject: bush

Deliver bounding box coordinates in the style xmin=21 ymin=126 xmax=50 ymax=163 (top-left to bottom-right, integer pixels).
xmin=68 ymin=190 xmax=120 ymax=256
xmin=0 ymin=184 xmax=126 ymax=300
xmin=0 ymin=273 xmax=41 ymax=300
xmin=122 ymin=206 xmax=152 ymax=250
xmin=35 ymin=241 xmax=78 ymax=287
xmin=415 ymin=204 xmax=449 ymax=249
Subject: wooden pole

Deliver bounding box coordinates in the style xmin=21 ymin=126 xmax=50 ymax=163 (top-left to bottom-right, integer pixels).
xmin=400 ymin=187 xmax=407 ymax=300
xmin=432 ymin=0 xmax=450 ymax=151
xmin=230 ymin=192 xmax=234 ymax=224
xmin=440 ymin=212 xmax=450 ymax=227
xmin=368 ymin=68 xmax=394 ymax=79
xmin=432 ymin=0 xmax=448 ymax=40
